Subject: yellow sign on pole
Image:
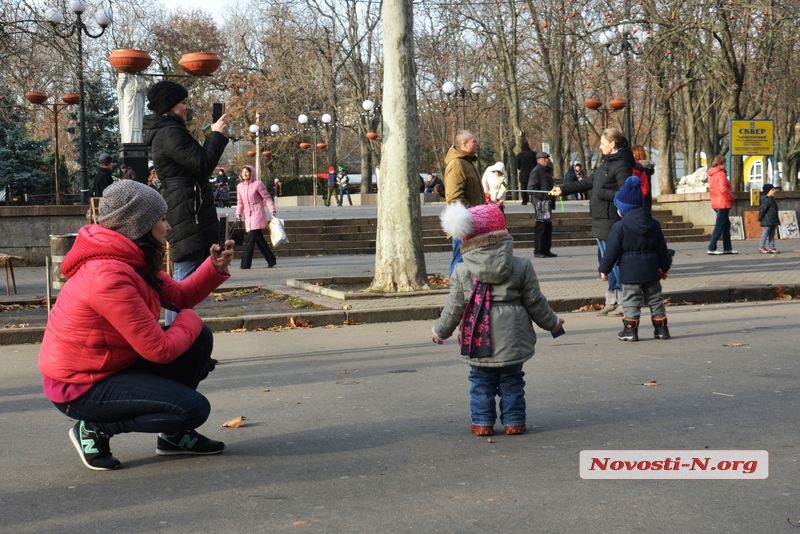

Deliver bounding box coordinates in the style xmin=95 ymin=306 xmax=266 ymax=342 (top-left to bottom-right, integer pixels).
xmin=730 ymin=119 xmax=773 ymax=155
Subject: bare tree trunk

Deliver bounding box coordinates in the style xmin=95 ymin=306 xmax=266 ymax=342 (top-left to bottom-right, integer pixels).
xmin=655 ymin=92 xmax=675 ymax=196
xmin=368 ymin=0 xmax=427 ymax=293
xmin=681 ymin=84 xmax=698 ymax=173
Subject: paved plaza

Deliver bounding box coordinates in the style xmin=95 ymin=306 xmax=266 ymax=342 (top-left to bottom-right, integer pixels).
xmin=1 ymin=202 xmax=799 ymax=532
xmin=1 ymin=301 xmax=799 ymax=533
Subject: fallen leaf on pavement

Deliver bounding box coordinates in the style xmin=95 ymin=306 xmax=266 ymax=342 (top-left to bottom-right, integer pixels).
xmin=641 ymin=380 xmax=658 ymax=387
xmin=221 ymin=416 xmax=246 ymax=428
xmin=289 ymin=316 xmax=311 ymax=328
xmin=722 ymin=342 xmax=749 ymax=348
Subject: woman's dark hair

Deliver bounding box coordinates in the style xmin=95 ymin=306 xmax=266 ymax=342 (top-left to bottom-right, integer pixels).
xmin=711 ymin=155 xmax=725 ymax=167
xmin=134 ymin=232 xmax=166 ymax=293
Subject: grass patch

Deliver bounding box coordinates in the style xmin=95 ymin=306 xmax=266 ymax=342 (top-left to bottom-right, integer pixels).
xmin=286 ymin=295 xmax=325 ymax=309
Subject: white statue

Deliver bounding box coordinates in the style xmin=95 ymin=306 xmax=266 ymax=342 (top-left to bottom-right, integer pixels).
xmin=676 ymin=166 xmax=710 ymax=194
xmin=116 ymin=72 xmax=148 ymax=143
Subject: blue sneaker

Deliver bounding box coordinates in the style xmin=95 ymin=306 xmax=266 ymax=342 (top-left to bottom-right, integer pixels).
xmin=69 ymin=421 xmax=120 ymax=471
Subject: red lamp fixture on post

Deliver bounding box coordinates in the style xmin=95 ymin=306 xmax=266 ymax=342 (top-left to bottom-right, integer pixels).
xmin=178 ymin=52 xmax=222 ymax=76
xmin=24 ymin=91 xmax=79 ymax=205
xmin=584 ymin=97 xmax=626 ymax=129
xmin=108 ymin=49 xmax=152 ymax=73
xmin=297 ymin=112 xmax=333 ymax=206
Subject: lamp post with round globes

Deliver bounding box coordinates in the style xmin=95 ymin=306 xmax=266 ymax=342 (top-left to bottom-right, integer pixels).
xmin=24 ymin=91 xmax=79 ymax=205
xmin=597 ymin=18 xmax=646 ymax=142
xmin=248 ymin=114 xmax=262 ymax=181
xmin=297 ymin=112 xmax=332 ymax=206
xmin=441 ymin=81 xmax=483 ymax=130
xmin=248 ymin=117 xmax=282 ymax=181
xmin=46 ymin=0 xmax=112 ymax=204
xmin=361 ymin=99 xmax=381 ymax=194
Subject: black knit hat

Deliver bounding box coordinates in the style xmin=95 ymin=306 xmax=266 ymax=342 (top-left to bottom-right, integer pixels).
xmin=146 ymin=80 xmax=188 ymax=115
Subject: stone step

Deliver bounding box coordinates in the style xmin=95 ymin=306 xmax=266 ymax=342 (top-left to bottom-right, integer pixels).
xmin=252 ymin=208 xmax=706 ymax=256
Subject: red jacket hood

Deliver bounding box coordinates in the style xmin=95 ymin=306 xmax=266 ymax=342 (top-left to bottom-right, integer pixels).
xmin=62 ymin=225 xmax=146 ymax=279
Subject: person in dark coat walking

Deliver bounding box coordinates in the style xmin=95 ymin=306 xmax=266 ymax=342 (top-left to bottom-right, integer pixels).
xmin=527 ymin=151 xmax=556 ymax=258
xmin=143 ymin=80 xmax=229 ymax=324
xmin=514 ymin=141 xmax=537 ymax=205
xmin=599 ymin=176 xmax=672 ymax=342
xmin=550 ymin=127 xmax=634 ymax=316
xmin=92 ymin=153 xmax=115 ymax=197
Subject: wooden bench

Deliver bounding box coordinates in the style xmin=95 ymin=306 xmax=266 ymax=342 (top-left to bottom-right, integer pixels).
xmin=0 ymin=254 xmax=24 ymax=295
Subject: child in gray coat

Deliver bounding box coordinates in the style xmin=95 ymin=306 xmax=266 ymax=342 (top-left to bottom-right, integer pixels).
xmin=432 ymin=202 xmax=564 ymax=437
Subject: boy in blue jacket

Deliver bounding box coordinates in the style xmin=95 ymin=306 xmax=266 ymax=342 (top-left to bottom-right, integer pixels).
xmin=599 ymin=176 xmax=672 ymax=341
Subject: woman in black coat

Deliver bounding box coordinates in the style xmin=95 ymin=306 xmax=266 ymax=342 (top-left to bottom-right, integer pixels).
xmin=551 ymin=127 xmax=634 ymax=314
xmin=143 ymin=81 xmax=229 ymax=323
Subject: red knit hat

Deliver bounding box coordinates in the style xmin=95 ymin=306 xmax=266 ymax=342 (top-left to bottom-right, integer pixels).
xmin=440 ymin=202 xmax=506 ymax=242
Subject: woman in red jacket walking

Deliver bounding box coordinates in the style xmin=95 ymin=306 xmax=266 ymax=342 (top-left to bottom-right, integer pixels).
xmin=38 ymin=180 xmax=234 ymax=470
xmin=236 ymin=164 xmax=278 ymax=269
xmin=706 ymin=155 xmax=739 ymax=255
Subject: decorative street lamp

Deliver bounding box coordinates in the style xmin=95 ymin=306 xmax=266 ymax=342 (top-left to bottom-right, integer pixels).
xmin=597 ymin=19 xmax=646 ymax=141
xmin=248 ymin=114 xmax=263 ymax=181
xmin=46 ymin=0 xmax=112 ymax=204
xmin=24 ymin=91 xmax=79 ymax=205
xmin=297 ymin=112 xmax=332 ymax=206
xmin=584 ymin=97 xmax=626 ymax=131
xmin=441 ymin=81 xmax=483 ymax=130
xmin=361 ymin=98 xmax=382 ymax=138
xmin=248 ymin=118 xmax=282 ymax=180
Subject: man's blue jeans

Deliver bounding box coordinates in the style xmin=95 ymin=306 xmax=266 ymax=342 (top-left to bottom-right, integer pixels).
xmin=449 ymin=238 xmax=463 ymax=277
xmin=596 ymin=238 xmax=621 ymax=292
xmin=164 ymin=259 xmax=199 ymax=325
xmin=468 ymin=364 xmax=526 ymax=426
xmin=53 ymin=326 xmax=215 ymax=437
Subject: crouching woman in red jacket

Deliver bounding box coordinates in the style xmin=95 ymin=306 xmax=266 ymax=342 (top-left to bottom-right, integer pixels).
xmin=38 ymin=180 xmax=234 ymax=471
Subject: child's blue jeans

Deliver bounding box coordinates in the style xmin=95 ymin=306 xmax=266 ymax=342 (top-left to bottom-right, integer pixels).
xmin=759 ymin=225 xmax=777 ymax=250
xmin=468 ymin=364 xmax=526 ymax=426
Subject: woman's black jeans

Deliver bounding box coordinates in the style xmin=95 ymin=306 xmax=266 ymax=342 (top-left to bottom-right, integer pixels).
xmin=53 ymin=326 xmax=216 ymax=437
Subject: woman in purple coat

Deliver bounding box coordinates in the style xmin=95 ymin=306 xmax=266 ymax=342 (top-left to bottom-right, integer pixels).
xmin=235 ymin=165 xmax=277 ymax=269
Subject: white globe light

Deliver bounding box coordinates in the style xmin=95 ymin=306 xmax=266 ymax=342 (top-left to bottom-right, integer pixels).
xmin=248 ymin=124 xmax=259 ymax=134
xmin=69 ymin=0 xmax=87 ymax=14
xmin=95 ymin=10 xmax=112 ymax=28
xmin=270 ymin=124 xmax=280 ymax=133
xmin=298 ymin=114 xmax=308 ymax=124
xmin=471 ymin=82 xmax=483 ymax=95
xmin=362 ymin=99 xmax=374 ymax=112
xmin=321 ymin=113 xmax=332 ymax=124
xmin=47 ymin=8 xmax=64 ymax=24
xmin=441 ymin=81 xmax=456 ymax=95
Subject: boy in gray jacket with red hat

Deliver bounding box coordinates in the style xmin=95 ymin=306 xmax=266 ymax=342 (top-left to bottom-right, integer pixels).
xmin=599 ymin=176 xmax=672 ymax=341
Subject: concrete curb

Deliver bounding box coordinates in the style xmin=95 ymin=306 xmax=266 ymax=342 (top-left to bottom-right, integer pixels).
xmin=3 ymin=284 xmax=797 ymax=346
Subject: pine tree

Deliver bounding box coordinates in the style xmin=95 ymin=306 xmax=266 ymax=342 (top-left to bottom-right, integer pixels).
xmin=64 ymin=74 xmax=120 ymax=187
xmin=0 ymin=89 xmax=50 ymax=203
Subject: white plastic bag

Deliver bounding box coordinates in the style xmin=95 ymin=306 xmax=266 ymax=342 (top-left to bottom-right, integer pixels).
xmin=269 ymin=217 xmax=288 ymax=247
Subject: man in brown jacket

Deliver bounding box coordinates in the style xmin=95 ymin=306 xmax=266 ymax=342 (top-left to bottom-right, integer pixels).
xmin=444 ymin=130 xmax=485 ymax=274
